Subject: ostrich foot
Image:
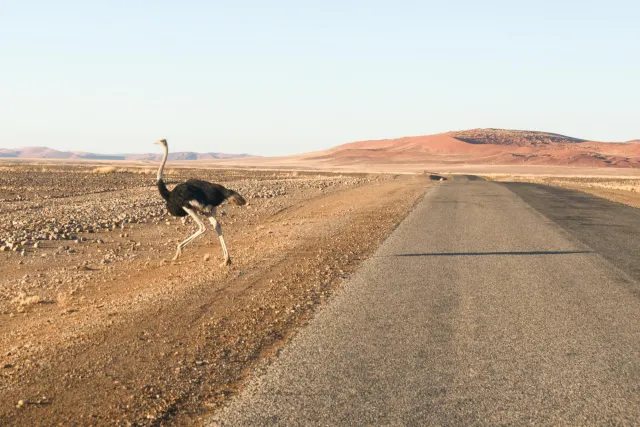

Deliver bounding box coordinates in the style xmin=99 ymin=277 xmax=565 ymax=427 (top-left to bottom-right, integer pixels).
xmin=221 ymin=257 xmax=231 ymax=267
xmin=172 ymin=249 xmax=182 ymax=261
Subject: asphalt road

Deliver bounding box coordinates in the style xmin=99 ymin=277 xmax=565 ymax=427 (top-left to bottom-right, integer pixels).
xmin=209 ymin=177 xmax=640 ymax=426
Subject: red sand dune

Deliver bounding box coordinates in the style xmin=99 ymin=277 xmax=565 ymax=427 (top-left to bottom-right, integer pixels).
xmin=302 ymin=129 xmax=640 ymax=169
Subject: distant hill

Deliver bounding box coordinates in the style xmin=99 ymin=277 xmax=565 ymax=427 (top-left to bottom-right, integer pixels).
xmin=4 ymin=130 xmax=639 ymax=170
xmin=0 ymin=146 xmax=255 ymax=161
xmin=302 ymin=128 xmax=640 ymax=169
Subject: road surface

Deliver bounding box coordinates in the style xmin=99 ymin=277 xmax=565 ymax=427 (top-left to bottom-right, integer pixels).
xmin=209 ymin=177 xmax=640 ymax=426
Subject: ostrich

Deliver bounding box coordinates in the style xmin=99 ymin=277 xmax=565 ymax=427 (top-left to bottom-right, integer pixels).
xmin=153 ymin=139 xmax=246 ymax=265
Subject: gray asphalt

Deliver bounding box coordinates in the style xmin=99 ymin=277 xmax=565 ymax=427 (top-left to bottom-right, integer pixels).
xmin=209 ymin=177 xmax=640 ymax=426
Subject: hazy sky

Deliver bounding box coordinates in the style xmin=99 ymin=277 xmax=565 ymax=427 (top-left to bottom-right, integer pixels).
xmin=1 ymin=1 xmax=638 ymax=156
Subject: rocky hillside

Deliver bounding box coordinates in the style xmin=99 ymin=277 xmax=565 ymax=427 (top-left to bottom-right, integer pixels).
xmin=449 ymin=129 xmax=587 ymax=147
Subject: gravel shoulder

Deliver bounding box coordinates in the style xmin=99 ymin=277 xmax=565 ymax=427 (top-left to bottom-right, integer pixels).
xmin=0 ymin=165 xmax=430 ymax=425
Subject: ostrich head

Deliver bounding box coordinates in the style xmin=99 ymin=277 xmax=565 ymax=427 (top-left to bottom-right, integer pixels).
xmin=154 ymin=139 xmax=168 ymax=147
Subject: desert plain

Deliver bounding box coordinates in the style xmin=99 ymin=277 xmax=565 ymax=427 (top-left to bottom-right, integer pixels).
xmin=1 ymin=129 xmax=639 ymax=425
xmin=0 ymin=163 xmax=435 ymax=425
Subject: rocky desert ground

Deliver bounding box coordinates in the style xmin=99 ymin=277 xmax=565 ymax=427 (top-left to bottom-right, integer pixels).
xmin=0 ymin=163 xmax=431 ymax=426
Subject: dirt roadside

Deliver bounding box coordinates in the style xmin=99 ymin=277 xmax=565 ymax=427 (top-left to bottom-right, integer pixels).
xmin=0 ymin=170 xmax=431 ymax=426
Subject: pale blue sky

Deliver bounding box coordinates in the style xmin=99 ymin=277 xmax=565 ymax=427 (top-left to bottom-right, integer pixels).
xmin=1 ymin=1 xmax=638 ymax=156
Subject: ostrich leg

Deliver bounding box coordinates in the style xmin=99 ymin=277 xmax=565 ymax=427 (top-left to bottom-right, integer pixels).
xmin=173 ymin=207 xmax=206 ymax=260
xmin=208 ymin=215 xmax=231 ymax=266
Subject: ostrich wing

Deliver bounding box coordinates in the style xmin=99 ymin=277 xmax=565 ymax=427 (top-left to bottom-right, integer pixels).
xmin=185 ymin=179 xmax=228 ymax=207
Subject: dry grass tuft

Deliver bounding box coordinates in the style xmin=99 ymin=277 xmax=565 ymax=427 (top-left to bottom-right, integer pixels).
xmin=113 ymin=167 xmax=155 ymax=175
xmin=12 ymin=292 xmax=42 ymax=307
xmin=137 ymin=168 xmax=155 ymax=175
xmin=92 ymin=166 xmax=117 ymax=174
xmin=91 ymin=166 xmax=156 ymax=175
xmin=56 ymin=292 xmax=72 ymax=308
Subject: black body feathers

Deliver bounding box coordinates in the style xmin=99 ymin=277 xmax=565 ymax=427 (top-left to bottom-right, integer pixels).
xmin=157 ymin=179 xmax=246 ymax=217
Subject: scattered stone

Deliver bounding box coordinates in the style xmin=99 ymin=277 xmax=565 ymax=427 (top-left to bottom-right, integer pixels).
xmin=0 ymin=166 xmax=400 ymax=423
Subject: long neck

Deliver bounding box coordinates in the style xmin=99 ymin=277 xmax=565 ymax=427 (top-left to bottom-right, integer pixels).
xmin=156 ymin=144 xmax=171 ymax=202
xmin=157 ymin=144 xmax=168 ymax=182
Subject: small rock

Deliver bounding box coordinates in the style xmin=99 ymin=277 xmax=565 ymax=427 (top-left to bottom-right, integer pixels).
xmin=16 ymin=400 xmax=25 ymax=408
xmin=203 ymin=254 xmax=211 ymax=262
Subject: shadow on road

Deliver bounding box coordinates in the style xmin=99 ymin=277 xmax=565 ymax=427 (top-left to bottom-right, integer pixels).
xmin=388 ymin=250 xmax=594 ymax=257
xmin=451 ymin=175 xmax=485 ymax=181
xmin=503 ymin=182 xmax=640 ymax=282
